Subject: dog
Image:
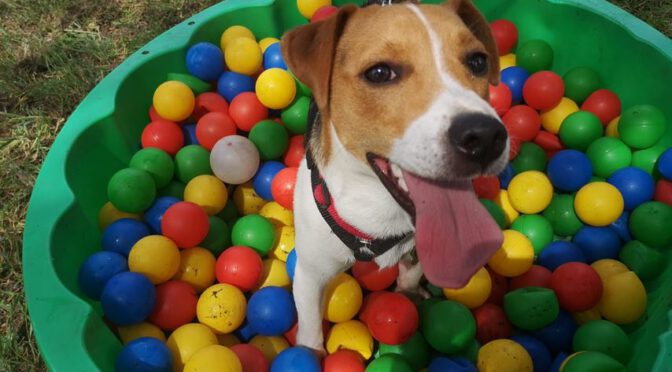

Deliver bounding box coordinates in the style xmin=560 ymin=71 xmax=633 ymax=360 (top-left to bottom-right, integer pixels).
xmin=281 ymin=0 xmax=509 ymax=352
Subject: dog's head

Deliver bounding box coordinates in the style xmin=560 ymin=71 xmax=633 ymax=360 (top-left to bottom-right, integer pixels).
xmin=282 ymin=0 xmax=507 ymax=288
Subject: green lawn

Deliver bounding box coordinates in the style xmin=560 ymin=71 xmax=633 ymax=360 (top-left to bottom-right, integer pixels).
xmin=1 ymin=1 xmax=670 ymax=371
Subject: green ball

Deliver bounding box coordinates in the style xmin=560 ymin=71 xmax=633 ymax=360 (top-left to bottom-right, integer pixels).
xmin=167 ymin=72 xmax=211 ymax=95
xmin=512 ymin=142 xmax=547 ymax=173
xmin=289 ymin=69 xmax=312 ymax=97
xmin=586 ymin=137 xmax=632 ymax=178
xmin=174 ymin=145 xmax=212 ymax=183
xmin=419 ymin=298 xmax=443 ymax=328
xmin=130 ymin=148 xmax=174 ymax=188
xmin=559 ymin=111 xmax=604 ymax=151
xmin=202 ymin=216 xmax=231 ymax=255
xmin=573 ymin=320 xmax=632 ymax=364
xmin=231 ymin=214 xmax=276 ymax=256
xmin=281 ymin=96 xmax=310 ymax=135
xmin=248 ymin=120 xmax=289 ymax=160
xmin=459 ymin=338 xmax=481 ymax=363
xmin=366 ymin=354 xmax=412 ymax=372
xmin=107 ymin=168 xmax=156 ymax=213
xmin=619 ymin=240 xmax=665 ymax=282
xmin=543 ymin=194 xmax=583 ymax=236
xmin=562 ymin=351 xmax=626 ymax=372
xmin=619 ymin=105 xmax=666 ymax=149
xmin=632 ymin=144 xmax=667 ymax=174
xmin=158 ymin=180 xmax=185 ymax=199
xmin=503 ymin=287 xmax=559 ymax=331
xmin=516 ymin=40 xmax=554 ymax=73
xmin=563 ymin=66 xmax=602 ymax=104
xmin=378 ymin=332 xmax=430 ymax=370
xmin=629 ymin=201 xmax=672 ymax=248
xmin=422 ymin=300 xmax=476 ymax=354
xmin=218 ymin=199 xmax=239 ymax=223
xmin=480 ymin=199 xmax=506 ymax=229
xmin=511 ymin=214 xmax=554 ymax=255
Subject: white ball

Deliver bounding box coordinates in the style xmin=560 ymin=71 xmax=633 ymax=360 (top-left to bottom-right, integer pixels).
xmin=210 ymin=135 xmax=260 ymax=185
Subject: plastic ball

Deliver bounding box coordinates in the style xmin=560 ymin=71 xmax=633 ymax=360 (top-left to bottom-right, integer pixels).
xmin=115 ymin=337 xmax=172 ymax=372
xmin=423 ymin=300 xmax=476 ymax=354
xmin=230 ymin=344 xmax=270 ymax=372
xmin=297 ymin=0 xmax=331 ymax=19
xmin=586 ymin=137 xmax=632 ymax=178
xmin=490 ymin=19 xmax=518 ymax=55
xmin=249 ymin=120 xmax=289 ymax=161
xmin=231 ymin=214 xmax=276 ymax=255
xmin=502 ymin=105 xmax=541 ymax=141
xmin=500 ymin=66 xmax=530 ymax=103
xmin=202 ymin=217 xmax=232 ymax=254
xmin=478 ymin=339 xmax=533 ymax=372
xmin=175 ymin=144 xmax=212 ymax=183
xmin=488 ymin=230 xmax=534 ymax=277
xmin=543 ymin=193 xmax=583 ymax=236
xmin=366 ymin=354 xmax=413 ymax=372
xmin=534 ymin=130 xmax=564 ymax=157
xmin=229 ymin=91 xmax=269 ymax=132
xmin=281 ymin=96 xmax=310 ymax=135
xmin=658 ymin=148 xmax=672 ymax=179
xmin=263 ymin=42 xmax=287 ymax=70
xmin=270 ymin=346 xmax=319 ymax=372
xmin=510 ymin=265 xmax=552 ymax=290
xmin=428 ymin=357 xmax=477 ymax=372
xmin=259 ymin=201 xmax=294 ymax=227
xmin=324 ymin=273 xmax=363 ymax=323
xmin=78 ymin=251 xmax=128 ymax=300
xmin=607 ymin=166 xmax=655 ymax=210
xmin=537 ymin=241 xmax=587 ymax=271
xmin=144 ymin=197 xmax=179 ymax=234
xmin=606 ymin=116 xmax=620 ymax=137
xmin=507 ymin=171 xmax=553 ymax=214
xmin=489 ymin=83 xmax=513 ymax=116
xmin=572 ymin=320 xmax=632 ymax=365
xmin=166 ymin=323 xmax=218 ymax=371
xmin=197 ymin=283 xmax=247 ymax=333
xmin=473 ymin=176 xmax=500 ymax=201
xmin=211 ymin=135 xmax=261 ymax=185
xmin=509 ymin=335 xmax=551 ymax=372
xmin=102 ymin=218 xmax=151 ymax=257
xmin=108 ymin=168 xmax=156 ymax=213
xmin=499 ymin=53 xmax=517 ymax=70
xmin=517 ymin=40 xmax=553 ymax=73
xmin=216 ymin=246 xmax=263 ymax=292
xmin=193 ymin=92 xmax=229 ymax=121
xmin=530 ymin=310 xmax=576 ymax=355
xmin=563 ymin=350 xmax=627 ymax=371
xmin=256 ymin=259 xmax=291 ymax=290
xmin=377 ymin=331 xmax=430 ymax=371
xmin=158 ymin=179 xmax=186 ymax=199
xmin=256 ymin=68 xmax=297 ymax=109
xmin=249 ymin=335 xmax=290 ymax=362
xmin=253 ymin=161 xmax=286 ymax=200
xmin=632 ymin=144 xmax=667 ymax=174
xmin=574 ymin=182 xmax=624 ymax=226
xmin=620 ymin=240 xmax=665 ymax=282
xmin=512 ymin=142 xmax=547 ymax=173
xmin=547 ymin=150 xmax=592 ymax=192
xmin=495 ymin=190 xmax=519 ymax=226
xmin=629 ymin=201 xmax=672 ymax=248
xmin=599 ymin=270 xmax=647 ymax=325
xmin=169 ymin=72 xmax=210 ymax=96
xmin=442 ymin=267 xmax=491 ymax=309
xmin=101 ymin=272 xmax=156 ymax=326
xmin=311 ymin=5 xmax=339 ymax=22
xmin=182 ymin=123 xmax=199 ymax=146
xmin=523 ymin=71 xmax=564 ymax=110
xmin=98 ymin=201 xmax=142 ymax=230
xmin=218 ymin=71 xmax=256 ymax=103
xmin=473 ymin=303 xmax=512 ymax=344
xmin=286 ymin=249 xmax=297 ymax=281
xmin=581 ymin=89 xmax=621 ymax=125
xmin=195 ymin=112 xmax=236 ymax=151
xmin=186 ymin=42 xmax=225 ymax=82
xmin=591 ymin=259 xmax=629 ymax=282
xmin=267 ymin=167 xmax=296 ymax=210
xmin=161 ymin=201 xmax=210 ymax=248
xmin=365 ymin=291 xmax=419 ymax=345
xmin=184 ymin=175 xmax=228 ymax=215
xmin=549 ymin=262 xmax=603 ymax=312
xmin=558 ymin=111 xmax=604 ymax=151
xmin=221 ymin=25 xmax=255 ymax=50
xmin=540 ymin=97 xmax=579 ymax=134
xmin=326 ymin=320 xmax=374 ymax=360
xmin=563 ymin=66 xmax=602 ymax=104
xmin=174 ymin=247 xmax=216 ymax=292
xmin=510 ymin=214 xmax=554 ymax=255
xmin=153 ymin=81 xmax=195 ymax=122
xmin=225 ymin=37 xmax=262 ymax=76
xmin=246 ymin=286 xmax=296 ymax=337
xmin=117 ymin=322 xmax=166 ymax=344
xmin=149 ymin=280 xmax=198 ymax=331
xmin=498 ymin=163 xmax=515 ymax=188
xmin=504 ymin=287 xmax=559 ymax=331
xmin=130 ymin=148 xmax=175 ymax=188
xmin=284 ymin=135 xmax=306 ymax=167
xmin=184 ymin=345 xmax=242 ymax=372
xmin=128 ymin=235 xmax=180 ymax=284
xmin=269 ymin=225 xmax=295 ymax=262
xmin=259 ymin=37 xmax=280 ymax=52
xmin=655 ymin=179 xmax=672 ymax=206
xmin=323 ymin=349 xmax=365 ymax=372
xmin=233 ymin=182 xmax=267 ymax=215
xmin=351 ymin=261 xmax=398 ymax=292
xmin=618 ymin=104 xmax=666 ymax=149
xmin=572 ymin=226 xmax=622 ymax=262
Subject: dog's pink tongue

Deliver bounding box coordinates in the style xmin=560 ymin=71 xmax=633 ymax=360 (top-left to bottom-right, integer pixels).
xmin=403 ymin=172 xmax=503 ymax=289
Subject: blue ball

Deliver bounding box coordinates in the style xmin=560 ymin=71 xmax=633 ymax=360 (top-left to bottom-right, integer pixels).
xmin=658 ymin=148 xmax=672 ymax=180
xmin=510 ymin=335 xmax=551 ymax=372
xmin=248 ymin=286 xmax=296 ymax=336
xmin=531 ymin=311 xmax=576 ymax=354
xmin=101 ymin=272 xmax=156 ymax=326
xmin=235 ymin=320 xmax=258 ymax=342
xmin=182 ymin=123 xmax=199 ymax=146
xmin=608 ymin=166 xmax=655 ymax=210
xmin=428 ymin=357 xmax=477 ymax=372
xmin=115 ymin=337 xmax=172 ymax=372
xmin=547 ymin=150 xmax=593 ymax=192
xmin=548 ymin=352 xmax=570 ymax=372
xmin=78 ymin=251 xmax=128 ymax=300
xmin=186 ymin=42 xmax=225 ymax=82
xmin=498 ymin=163 xmax=515 ymax=189
xmin=144 ymin=196 xmax=181 ymax=233
xmin=217 ymin=71 xmax=255 ymax=102
xmin=501 ymin=66 xmax=530 ymax=103
xmin=253 ymin=161 xmax=286 ymax=200
xmin=537 ymin=241 xmax=587 ymax=271
xmin=286 ymin=249 xmax=297 ymax=281
xmin=271 ymin=346 xmax=320 ymax=372
xmin=609 ymin=211 xmax=632 ymax=242
xmin=572 ymin=226 xmax=622 ymax=262
xmin=263 ymin=43 xmax=287 ymax=70
xmin=102 ymin=219 xmax=151 ymax=257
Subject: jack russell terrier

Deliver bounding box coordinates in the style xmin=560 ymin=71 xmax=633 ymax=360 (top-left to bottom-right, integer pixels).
xmin=281 ymin=0 xmax=509 ymax=352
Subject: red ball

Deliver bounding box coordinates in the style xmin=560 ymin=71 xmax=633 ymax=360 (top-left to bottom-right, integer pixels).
xmin=509 ymin=137 xmax=522 ymax=160
xmin=149 ymin=106 xmax=187 ymax=125
xmin=194 ymin=92 xmax=229 ymax=121
xmin=271 ymin=167 xmax=298 ymax=210
xmin=485 ymin=268 xmax=509 ymax=306
xmin=534 ymin=130 xmax=563 ymax=157
xmin=311 ymin=5 xmax=339 ymax=23
xmin=230 ymin=344 xmax=269 ymax=372
xmin=195 ymin=112 xmax=237 ymax=151
xmin=161 ymin=202 xmax=210 ymax=248
xmin=284 ymin=320 xmax=330 ymax=346
xmin=472 ymin=176 xmax=501 ymax=201
xmin=503 ymin=105 xmax=542 ymax=142
xmin=523 ymin=71 xmax=565 ymax=111
xmin=655 ymin=179 xmax=672 ymax=206
xmin=581 ymin=89 xmax=621 ymax=125
xmin=215 ymin=246 xmax=263 ymax=292
xmin=510 ymin=265 xmax=552 ymax=290
xmin=284 ymin=135 xmax=305 ymax=167
xmin=489 ymin=83 xmax=513 ymax=117
xmin=364 ymin=292 xmax=419 ymax=345
xmin=490 ymin=20 xmax=518 ymax=55
xmin=141 ymin=119 xmax=185 ymax=156
xmin=472 ymin=303 xmax=512 ymax=344
xmin=229 ymin=92 xmax=269 ymax=132
xmin=323 ymin=349 xmax=366 ymax=372
xmin=351 ymin=261 xmax=399 ymax=291
xmin=358 ymin=291 xmax=385 ymax=325
xmin=549 ymin=262 xmax=603 ymax=312
xmin=149 ymin=280 xmax=198 ymax=331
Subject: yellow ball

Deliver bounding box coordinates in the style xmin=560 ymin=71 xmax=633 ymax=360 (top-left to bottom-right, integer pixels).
xmin=259 ymin=37 xmax=280 ymax=53
xmin=606 ymin=116 xmax=620 ymax=137
xmin=572 ymin=307 xmax=602 ymax=325
xmin=477 ymin=339 xmax=533 ymax=372
xmin=153 ymin=81 xmax=195 ymax=122
xmin=574 ymin=182 xmax=624 ymax=226
xmin=495 ymin=190 xmax=519 ymax=227
xmin=128 ymin=235 xmax=180 ymax=284
xmin=255 ymin=68 xmax=297 ymax=110
xmin=507 ymin=171 xmax=554 ymax=214
xmin=98 ymin=201 xmax=142 ymax=229
xmin=197 ymin=283 xmax=247 ymax=334
xmin=225 ymin=37 xmax=262 ymax=76
xmin=220 ymin=25 xmax=256 ymax=51
xmin=443 ymin=267 xmax=492 ymax=309
xmin=184 ymin=345 xmax=242 ymax=372
xmin=255 ymin=258 xmax=291 ymax=290
xmin=499 ymin=53 xmax=517 ymax=70
xmin=167 ymin=323 xmax=218 ymax=372
xmin=184 ymin=175 xmax=228 ymax=215
xmin=249 ymin=335 xmax=289 ymax=363
xmin=541 ymin=97 xmax=579 ymax=134
xmin=233 ymin=182 xmax=267 ymax=215
xmin=269 ymin=225 xmax=295 ymax=262
xmin=591 ymin=259 xmax=629 ymax=282
xmin=488 ymin=230 xmax=534 ymax=277
xmin=259 ymin=201 xmax=294 ymax=227
xmin=173 ymin=247 xmax=216 ymax=292
xmin=117 ymin=322 xmax=166 ymax=344
xmin=217 ymin=333 xmax=241 ymax=347
xmin=326 ymin=320 xmax=374 ymax=360
xmin=598 ymin=271 xmax=647 ymax=324
xmin=324 ymin=273 xmax=363 ymax=323
xmin=297 ymin=0 xmax=332 ymax=19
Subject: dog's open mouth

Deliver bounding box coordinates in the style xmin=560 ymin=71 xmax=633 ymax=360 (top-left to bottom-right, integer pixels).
xmin=367 ymin=153 xmax=504 ymax=289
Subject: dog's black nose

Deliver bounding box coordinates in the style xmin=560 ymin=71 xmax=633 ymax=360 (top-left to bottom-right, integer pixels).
xmin=448 ymin=113 xmax=507 ymax=167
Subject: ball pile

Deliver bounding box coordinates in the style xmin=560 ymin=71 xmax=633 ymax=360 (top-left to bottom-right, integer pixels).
xmin=77 ymin=2 xmax=672 ymax=371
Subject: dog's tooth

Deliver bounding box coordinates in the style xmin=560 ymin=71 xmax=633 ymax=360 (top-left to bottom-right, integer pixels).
xmin=391 ymin=163 xmax=403 ymax=179
xmin=398 ymin=176 xmax=409 ymax=192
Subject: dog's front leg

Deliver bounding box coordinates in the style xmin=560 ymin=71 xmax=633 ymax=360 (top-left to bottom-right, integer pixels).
xmin=396 ymin=254 xmax=430 ymax=299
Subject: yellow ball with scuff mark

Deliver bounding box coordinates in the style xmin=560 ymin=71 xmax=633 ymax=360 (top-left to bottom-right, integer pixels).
xmin=173 ymin=247 xmax=216 ymax=293
xmin=269 ymin=225 xmax=295 ymax=262
xmin=197 ymin=283 xmax=247 ymax=334
xmin=249 ymin=335 xmax=289 ymax=363
xmin=233 ymin=182 xmax=267 ymax=215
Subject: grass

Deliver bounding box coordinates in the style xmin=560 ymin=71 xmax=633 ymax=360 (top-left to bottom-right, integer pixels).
xmin=0 ymin=0 xmax=670 ymax=371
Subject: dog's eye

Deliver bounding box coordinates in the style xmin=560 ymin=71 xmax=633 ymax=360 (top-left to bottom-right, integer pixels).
xmin=363 ymin=64 xmax=398 ymax=84
xmin=466 ymin=52 xmax=488 ymax=76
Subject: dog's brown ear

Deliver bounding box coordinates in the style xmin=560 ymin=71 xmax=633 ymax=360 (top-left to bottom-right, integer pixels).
xmin=281 ymin=6 xmax=357 ymax=115
xmin=447 ymin=0 xmax=500 ymax=84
